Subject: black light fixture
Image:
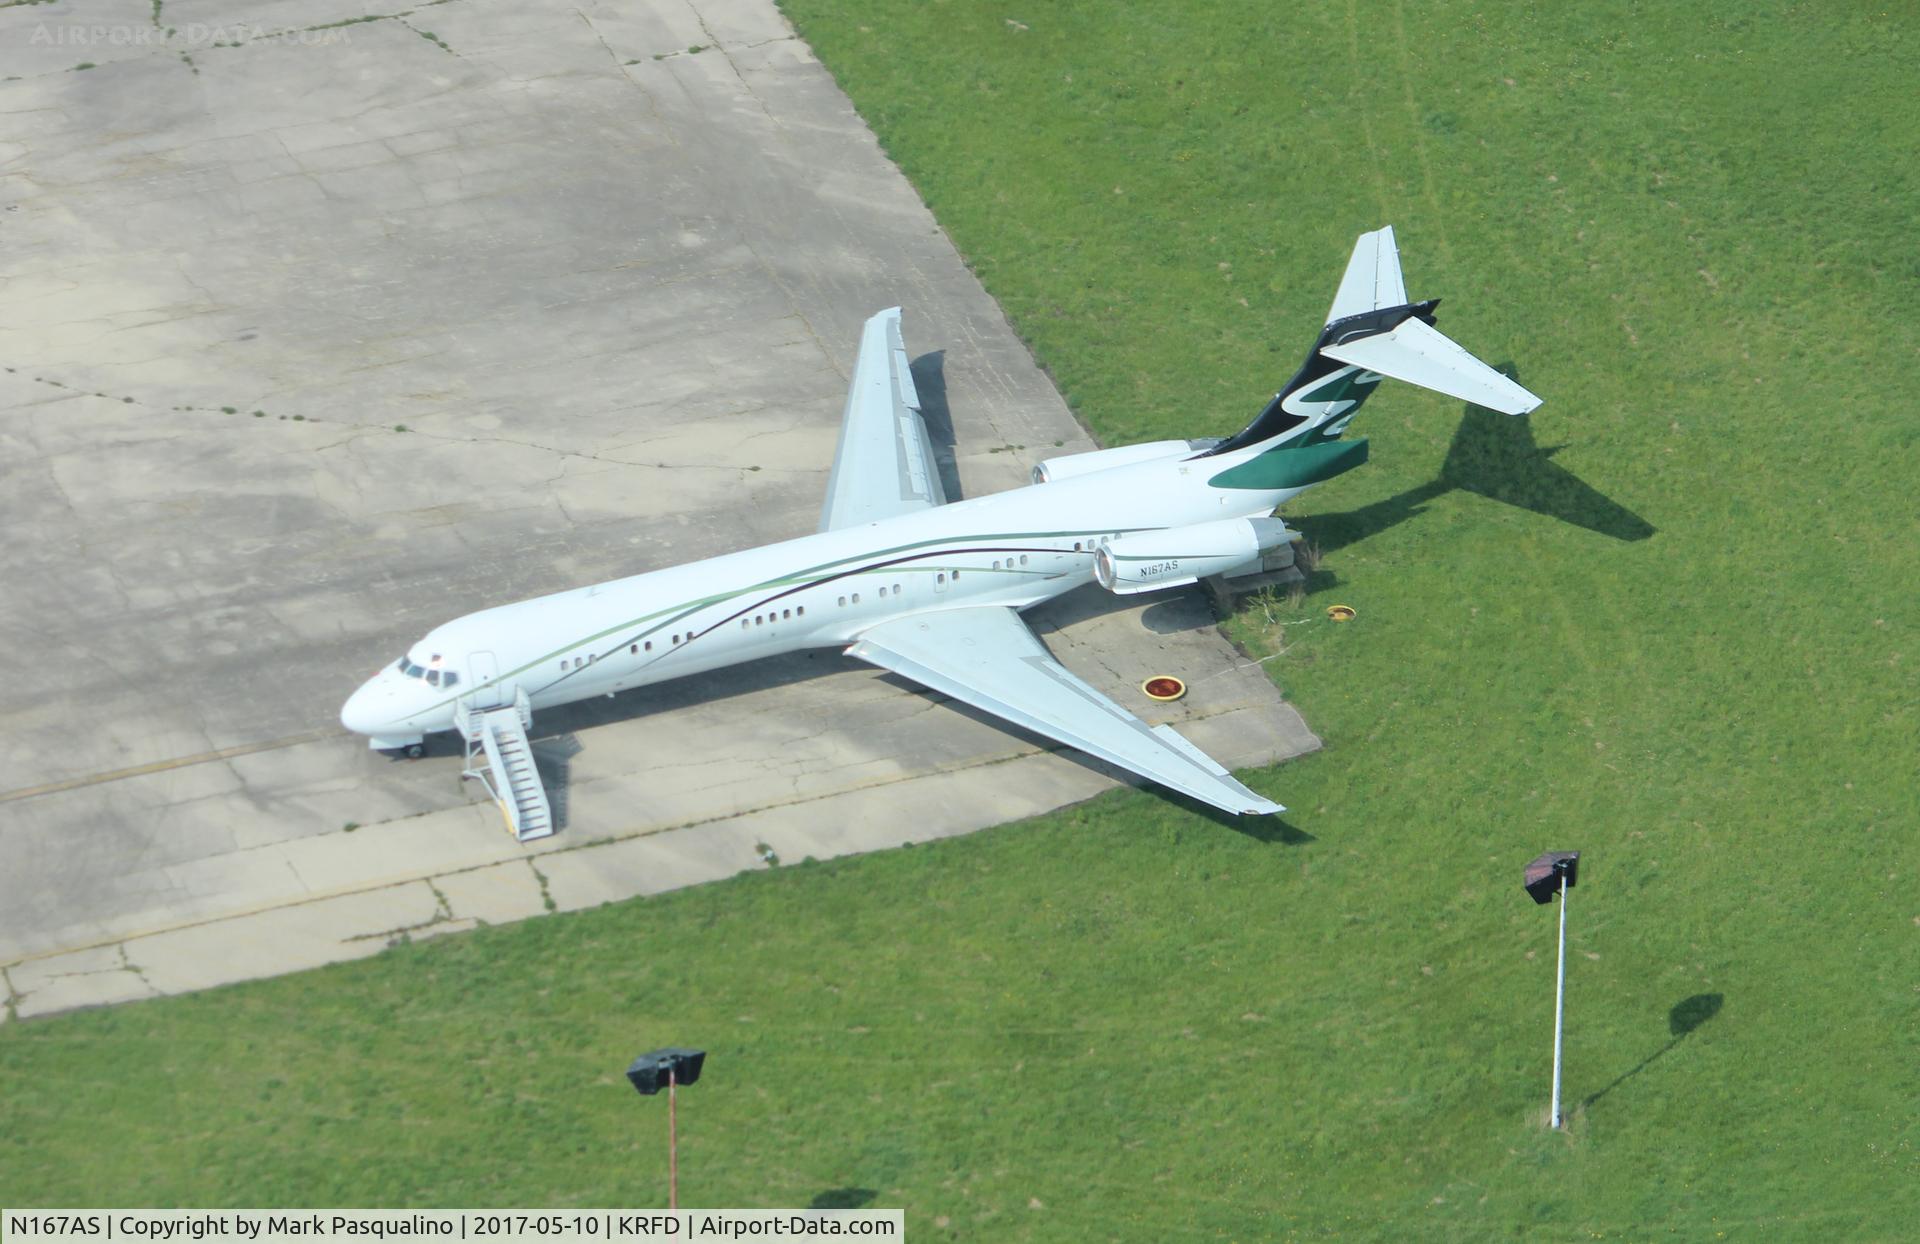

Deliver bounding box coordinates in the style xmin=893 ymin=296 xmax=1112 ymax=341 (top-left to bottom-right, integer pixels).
xmin=1524 ymin=850 xmax=1580 ymax=905
xmin=1522 ymin=851 xmax=1581 ymax=1128
xmin=628 ymin=1048 xmax=707 ymax=1207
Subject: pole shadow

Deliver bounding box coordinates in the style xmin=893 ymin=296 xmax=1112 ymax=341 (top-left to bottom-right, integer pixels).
xmin=1580 ymin=992 xmax=1724 ymax=1112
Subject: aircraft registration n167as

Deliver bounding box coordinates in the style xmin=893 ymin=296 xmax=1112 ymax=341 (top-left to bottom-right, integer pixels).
xmin=342 ymin=227 xmax=1539 ymax=819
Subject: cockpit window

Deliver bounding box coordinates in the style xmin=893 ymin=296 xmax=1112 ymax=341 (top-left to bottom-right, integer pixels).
xmin=394 ymin=653 xmax=459 ymax=690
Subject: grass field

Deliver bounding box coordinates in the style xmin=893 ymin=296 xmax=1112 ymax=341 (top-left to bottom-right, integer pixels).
xmin=4 ymin=0 xmax=1918 ymax=1237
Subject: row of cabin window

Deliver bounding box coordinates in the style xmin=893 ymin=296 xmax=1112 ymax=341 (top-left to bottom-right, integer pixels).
xmin=553 ymin=552 xmax=1095 ymax=671
xmin=562 ymin=625 xmax=693 ymax=672
xmin=832 ymin=581 xmax=905 ymax=607
xmin=743 ymin=605 xmax=807 ymax=629
xmin=549 ymin=549 xmax=1105 ymax=671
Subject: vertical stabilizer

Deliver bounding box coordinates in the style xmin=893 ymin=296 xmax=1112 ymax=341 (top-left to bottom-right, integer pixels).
xmin=1326 ymin=226 xmax=1407 ymax=322
xmin=1202 ymin=225 xmax=1540 ymax=457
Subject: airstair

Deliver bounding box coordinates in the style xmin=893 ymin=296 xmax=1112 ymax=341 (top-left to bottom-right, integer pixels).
xmin=455 ymin=688 xmax=554 ymax=842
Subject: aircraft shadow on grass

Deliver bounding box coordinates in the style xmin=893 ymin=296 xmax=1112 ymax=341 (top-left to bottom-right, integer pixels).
xmin=1580 ymin=991 xmax=1724 ymax=1113
xmin=1295 ymin=383 xmax=1656 ymax=556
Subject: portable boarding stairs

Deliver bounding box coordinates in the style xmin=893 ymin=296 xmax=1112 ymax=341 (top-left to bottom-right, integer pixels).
xmin=454 ymin=687 xmax=554 ymax=842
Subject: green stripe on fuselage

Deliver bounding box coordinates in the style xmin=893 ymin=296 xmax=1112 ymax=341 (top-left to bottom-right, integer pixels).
xmin=418 ymin=526 xmax=1143 ymax=714
xmin=1207 ymin=437 xmax=1369 ymax=490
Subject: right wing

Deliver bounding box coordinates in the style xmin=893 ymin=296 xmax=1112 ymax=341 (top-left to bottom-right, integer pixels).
xmin=818 ymin=307 xmax=948 ymax=532
xmin=848 ymin=606 xmax=1283 ymax=817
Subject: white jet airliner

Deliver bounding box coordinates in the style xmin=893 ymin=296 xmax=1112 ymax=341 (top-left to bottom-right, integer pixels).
xmin=342 ymin=227 xmax=1538 ymax=817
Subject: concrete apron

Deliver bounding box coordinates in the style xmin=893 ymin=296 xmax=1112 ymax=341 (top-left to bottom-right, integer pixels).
xmin=0 ymin=0 xmax=1317 ymax=1020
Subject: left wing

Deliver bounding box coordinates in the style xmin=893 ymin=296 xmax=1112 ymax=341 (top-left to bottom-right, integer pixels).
xmin=819 ymin=307 xmax=948 ymax=531
xmin=848 ymin=607 xmax=1283 ymax=817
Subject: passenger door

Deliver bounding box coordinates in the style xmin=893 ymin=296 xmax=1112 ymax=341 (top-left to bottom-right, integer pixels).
xmin=467 ymin=650 xmax=506 ymax=709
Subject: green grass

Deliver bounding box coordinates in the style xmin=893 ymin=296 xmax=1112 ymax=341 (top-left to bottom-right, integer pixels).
xmin=5 ymin=0 xmax=1919 ymax=1236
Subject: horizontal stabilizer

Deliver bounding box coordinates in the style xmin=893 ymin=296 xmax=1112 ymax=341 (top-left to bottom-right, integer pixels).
xmin=1321 ymin=316 xmax=1541 ymax=415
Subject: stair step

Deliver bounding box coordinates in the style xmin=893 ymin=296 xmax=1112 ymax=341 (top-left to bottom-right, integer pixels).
xmin=464 ymin=708 xmax=555 ymax=842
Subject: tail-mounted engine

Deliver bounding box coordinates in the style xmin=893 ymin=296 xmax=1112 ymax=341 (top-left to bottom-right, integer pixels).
xmin=1032 ymin=439 xmax=1221 ymax=485
xmin=1094 ymin=517 xmax=1295 ymax=595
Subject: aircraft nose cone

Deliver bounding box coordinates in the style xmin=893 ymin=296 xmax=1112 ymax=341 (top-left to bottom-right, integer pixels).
xmin=340 ymin=681 xmax=386 ymax=735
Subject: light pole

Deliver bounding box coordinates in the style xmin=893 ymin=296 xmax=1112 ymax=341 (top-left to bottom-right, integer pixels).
xmin=1524 ymin=851 xmax=1581 ymax=1129
xmin=627 ymin=1048 xmax=707 ymax=1208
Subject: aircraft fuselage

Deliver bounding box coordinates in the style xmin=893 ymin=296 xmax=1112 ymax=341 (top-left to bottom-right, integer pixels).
xmin=339 ymin=446 xmax=1306 ymax=749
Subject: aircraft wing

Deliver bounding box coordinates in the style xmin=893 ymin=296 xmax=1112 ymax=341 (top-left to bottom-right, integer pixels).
xmin=819 ymin=307 xmax=949 ymax=531
xmin=847 ymin=607 xmax=1284 ymax=816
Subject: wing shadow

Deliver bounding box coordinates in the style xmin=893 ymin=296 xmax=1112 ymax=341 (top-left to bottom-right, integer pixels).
xmin=910 ymin=350 xmax=965 ymax=503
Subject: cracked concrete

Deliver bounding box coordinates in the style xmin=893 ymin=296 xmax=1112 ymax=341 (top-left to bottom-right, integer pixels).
xmin=0 ymin=0 xmax=1319 ymax=1018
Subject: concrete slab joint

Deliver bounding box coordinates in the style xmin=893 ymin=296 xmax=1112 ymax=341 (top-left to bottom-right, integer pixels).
xmin=0 ymin=0 xmax=1317 ymax=1018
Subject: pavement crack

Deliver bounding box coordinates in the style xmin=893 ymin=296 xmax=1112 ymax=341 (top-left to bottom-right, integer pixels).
xmin=117 ymin=942 xmax=158 ymax=994
xmin=527 ymin=858 xmax=558 ymax=912
xmin=346 ymin=884 xmax=459 ymax=945
xmin=395 ymin=16 xmax=461 ymax=58
xmin=576 ymin=6 xmax=679 ymax=145
xmin=685 ymin=3 xmax=781 ymax=131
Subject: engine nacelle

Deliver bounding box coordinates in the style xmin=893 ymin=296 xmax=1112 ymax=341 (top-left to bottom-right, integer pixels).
xmin=1031 ymin=439 xmax=1219 ymax=485
xmin=1094 ymin=517 xmax=1295 ymax=595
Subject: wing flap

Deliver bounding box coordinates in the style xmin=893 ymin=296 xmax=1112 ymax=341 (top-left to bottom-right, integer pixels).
xmin=819 ymin=308 xmax=948 ymax=532
xmin=847 ymin=607 xmax=1283 ymax=816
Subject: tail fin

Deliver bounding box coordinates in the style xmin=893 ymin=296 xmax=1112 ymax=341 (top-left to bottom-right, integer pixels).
xmin=1205 ymin=226 xmax=1540 ymax=456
